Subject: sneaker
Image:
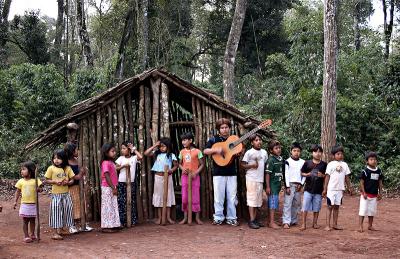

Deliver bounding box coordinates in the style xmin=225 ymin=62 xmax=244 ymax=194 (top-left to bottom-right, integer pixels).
xmin=69 ymin=226 xmax=79 ymax=234
xmin=226 ymin=219 xmax=239 ymax=226
xmin=255 ymin=221 xmax=265 ymax=227
xmin=212 ymin=219 xmax=223 ymax=225
xmin=83 ymin=224 xmax=94 ymax=232
xmin=248 ymin=221 xmax=260 ymax=229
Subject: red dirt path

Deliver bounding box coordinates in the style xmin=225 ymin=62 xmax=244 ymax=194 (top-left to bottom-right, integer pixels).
xmin=1 ymin=194 xmax=399 ymax=258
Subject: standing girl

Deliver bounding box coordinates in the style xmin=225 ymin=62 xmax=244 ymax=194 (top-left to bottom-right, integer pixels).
xmin=14 ymin=161 xmax=43 ymax=243
xmin=64 ymin=143 xmax=92 ymax=233
xmin=45 ymin=149 xmax=75 ymax=240
xmin=115 ymin=141 xmax=143 ymax=227
xmin=144 ymin=137 xmax=178 ymax=225
xmin=178 ymin=132 xmax=204 ymax=225
xmin=100 ymin=143 xmax=121 ymax=232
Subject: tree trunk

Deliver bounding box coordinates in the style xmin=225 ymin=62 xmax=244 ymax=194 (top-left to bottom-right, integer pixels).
xmin=353 ymin=0 xmax=361 ymax=51
xmin=0 ymin=0 xmax=12 ymax=67
xmin=114 ymin=2 xmax=135 ymax=82
xmin=382 ymin=0 xmax=395 ymax=59
xmin=54 ymin=0 xmax=65 ymax=60
xmin=321 ymin=0 xmax=339 ymax=162
xmin=141 ymin=0 xmax=149 ymax=70
xmin=222 ymin=0 xmax=247 ymax=104
xmin=76 ymin=0 xmax=94 ymax=67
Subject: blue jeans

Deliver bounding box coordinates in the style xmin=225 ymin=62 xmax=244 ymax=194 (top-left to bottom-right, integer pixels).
xmin=302 ymin=191 xmax=322 ymax=212
xmin=282 ymin=183 xmax=301 ymax=225
xmin=213 ymin=176 xmax=237 ymax=221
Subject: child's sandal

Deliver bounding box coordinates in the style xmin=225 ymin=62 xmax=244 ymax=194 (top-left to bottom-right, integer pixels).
xmin=30 ymin=235 xmax=37 ymax=241
xmin=23 ymin=237 xmax=33 ymax=243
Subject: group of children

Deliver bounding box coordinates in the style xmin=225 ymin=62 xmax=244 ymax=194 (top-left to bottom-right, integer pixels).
xmin=13 ymin=118 xmax=384 ymax=242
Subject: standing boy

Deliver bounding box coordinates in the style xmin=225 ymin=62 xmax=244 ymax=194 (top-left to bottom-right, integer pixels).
xmin=265 ymin=140 xmax=284 ymax=229
xmin=299 ymin=144 xmax=327 ymax=231
xmin=241 ymin=134 xmax=268 ymax=229
xmin=282 ymin=142 xmax=305 ymax=229
xmin=322 ymin=146 xmax=353 ymax=231
xmin=358 ymin=152 xmax=383 ymax=232
xmin=204 ymin=118 xmax=239 ymax=226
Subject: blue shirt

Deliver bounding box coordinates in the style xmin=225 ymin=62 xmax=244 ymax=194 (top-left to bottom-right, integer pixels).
xmin=151 ymin=153 xmax=177 ymax=172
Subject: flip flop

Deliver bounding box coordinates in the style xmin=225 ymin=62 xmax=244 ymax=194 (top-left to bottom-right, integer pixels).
xmin=23 ymin=237 xmax=33 ymax=243
xmin=30 ymin=235 xmax=37 ymax=241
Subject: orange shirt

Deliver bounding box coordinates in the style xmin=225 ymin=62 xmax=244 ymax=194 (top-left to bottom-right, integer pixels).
xmin=179 ymin=148 xmax=203 ymax=173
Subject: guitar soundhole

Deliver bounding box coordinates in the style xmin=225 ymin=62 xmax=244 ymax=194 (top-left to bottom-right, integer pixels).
xmin=228 ymin=143 xmax=234 ymax=150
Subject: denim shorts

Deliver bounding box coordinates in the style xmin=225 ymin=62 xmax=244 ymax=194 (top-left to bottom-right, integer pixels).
xmin=302 ymin=191 xmax=322 ymax=212
xmin=268 ymin=194 xmax=279 ymax=210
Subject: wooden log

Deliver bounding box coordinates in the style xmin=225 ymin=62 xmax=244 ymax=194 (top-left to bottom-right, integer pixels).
xmin=160 ymin=82 xmax=170 ymax=137
xmin=145 ymin=86 xmax=154 ymax=220
xmin=192 ymin=97 xmax=199 ymax=147
xmin=89 ymin=115 xmax=99 ymax=221
xmin=138 ymin=85 xmax=148 ymax=220
xmin=188 ymin=171 xmax=193 ymax=224
xmin=107 ymin=105 xmax=113 ymax=143
xmin=126 ymin=166 xmax=132 ymax=227
xmin=112 ymin=101 xmax=119 ymax=149
xmin=150 ymin=77 xmax=161 ymax=144
xmin=101 ymin=108 xmax=108 ymax=144
xmin=126 ymin=91 xmax=134 ymax=143
xmin=80 ymin=119 xmax=88 ymax=225
xmin=95 ymin=110 xmax=102 ymax=217
xmin=34 ymin=166 xmax=40 ymax=242
xmin=195 ymin=99 xmax=203 ymax=150
xmin=161 ymin=165 xmax=169 ymax=226
xmin=117 ymin=97 xmax=125 ymax=147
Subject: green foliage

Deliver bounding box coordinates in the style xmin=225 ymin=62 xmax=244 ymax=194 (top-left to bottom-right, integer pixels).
xmin=70 ymin=68 xmax=108 ymax=102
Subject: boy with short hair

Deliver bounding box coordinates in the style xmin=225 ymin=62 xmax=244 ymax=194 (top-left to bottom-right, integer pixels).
xmin=265 ymin=140 xmax=284 ymax=229
xmin=241 ymin=133 xmax=268 ymax=229
xmin=358 ymin=151 xmax=383 ymax=232
xmin=322 ymin=146 xmax=353 ymax=231
xmin=282 ymin=142 xmax=305 ymax=229
xmin=300 ymin=144 xmax=327 ymax=231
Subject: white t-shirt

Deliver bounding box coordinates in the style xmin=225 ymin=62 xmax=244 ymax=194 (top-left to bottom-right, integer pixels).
xmin=326 ymin=160 xmax=351 ymax=191
xmin=242 ymin=148 xmax=268 ymax=183
xmin=285 ymin=157 xmax=305 ymax=187
xmin=115 ymin=155 xmax=138 ymax=182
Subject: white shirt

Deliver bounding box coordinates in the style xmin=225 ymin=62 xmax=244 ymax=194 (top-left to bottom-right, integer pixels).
xmin=326 ymin=160 xmax=351 ymax=191
xmin=115 ymin=155 xmax=138 ymax=182
xmin=285 ymin=157 xmax=305 ymax=187
xmin=242 ymin=148 xmax=268 ymax=183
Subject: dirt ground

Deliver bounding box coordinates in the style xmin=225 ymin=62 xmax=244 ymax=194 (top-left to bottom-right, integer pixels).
xmin=1 ymin=193 xmax=400 ymax=259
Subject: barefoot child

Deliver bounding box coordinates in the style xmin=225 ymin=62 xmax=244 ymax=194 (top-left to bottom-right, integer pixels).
xmin=45 ymin=149 xmax=75 ymax=240
xmin=144 ymin=138 xmax=178 ymax=225
xmin=241 ymin=133 xmax=267 ymax=229
xmin=115 ymin=141 xmax=143 ymax=227
xmin=14 ymin=161 xmax=43 ymax=243
xmin=64 ymin=143 xmax=92 ymax=233
xmin=282 ymin=142 xmax=304 ymax=229
xmin=358 ymin=151 xmax=383 ymax=232
xmin=100 ymin=143 xmax=121 ymax=232
xmin=178 ymin=132 xmax=205 ymax=225
xmin=265 ymin=140 xmax=284 ymax=229
xmin=299 ymin=144 xmax=327 ymax=231
xmin=322 ymin=146 xmax=353 ymax=231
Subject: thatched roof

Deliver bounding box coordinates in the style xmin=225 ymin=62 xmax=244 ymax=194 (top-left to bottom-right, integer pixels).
xmin=25 ymin=68 xmax=273 ymax=151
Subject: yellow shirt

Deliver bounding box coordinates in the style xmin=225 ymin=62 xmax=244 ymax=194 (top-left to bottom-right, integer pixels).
xmin=15 ymin=178 xmax=42 ymax=204
xmin=45 ymin=165 xmax=75 ymax=194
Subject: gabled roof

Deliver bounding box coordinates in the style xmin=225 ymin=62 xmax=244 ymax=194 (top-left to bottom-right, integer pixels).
xmin=25 ymin=68 xmax=273 ymax=151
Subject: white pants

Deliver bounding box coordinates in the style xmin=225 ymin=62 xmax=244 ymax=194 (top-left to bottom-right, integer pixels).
xmin=282 ymin=183 xmax=301 ymax=225
xmin=359 ymin=195 xmax=377 ymax=216
xmin=213 ymin=176 xmax=237 ymax=221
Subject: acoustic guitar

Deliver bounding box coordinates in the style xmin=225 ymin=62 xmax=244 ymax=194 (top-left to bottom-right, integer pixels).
xmin=211 ymin=119 xmax=272 ymax=166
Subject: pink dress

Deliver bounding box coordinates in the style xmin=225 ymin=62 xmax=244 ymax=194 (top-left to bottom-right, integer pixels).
xmin=100 ymin=160 xmax=120 ymax=228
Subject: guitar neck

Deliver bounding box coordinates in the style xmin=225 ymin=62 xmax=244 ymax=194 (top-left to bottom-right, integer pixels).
xmin=232 ymin=126 xmax=261 ymax=147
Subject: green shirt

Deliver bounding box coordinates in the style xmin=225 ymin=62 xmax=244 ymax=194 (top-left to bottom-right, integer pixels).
xmin=266 ymin=155 xmax=284 ymax=194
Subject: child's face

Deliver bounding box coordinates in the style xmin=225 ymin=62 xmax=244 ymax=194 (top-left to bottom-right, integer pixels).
xmin=108 ymin=147 xmax=117 ymax=159
xmin=53 ymin=155 xmax=63 ymax=166
xmin=73 ymin=148 xmax=79 ymax=158
xmin=159 ymin=143 xmax=168 ymax=153
xmin=182 ymin=139 xmax=192 ymax=148
xmin=367 ymin=157 xmax=377 ymax=168
xmin=291 ymin=147 xmax=301 ymax=159
xmin=312 ymin=150 xmax=322 ymax=160
xmin=21 ymin=166 xmax=29 ymax=178
xmin=121 ymin=145 xmax=130 ymax=156
xmin=251 ymin=136 xmax=262 ymax=150
xmin=334 ymin=151 xmax=344 ymax=161
xmin=219 ymin=124 xmax=230 ymax=137
xmin=271 ymin=145 xmax=281 ymax=156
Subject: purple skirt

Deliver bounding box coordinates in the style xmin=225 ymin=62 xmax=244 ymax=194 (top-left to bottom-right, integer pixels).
xmin=19 ymin=203 xmax=37 ymax=218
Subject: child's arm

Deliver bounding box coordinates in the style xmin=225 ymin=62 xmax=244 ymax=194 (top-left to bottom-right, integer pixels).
xmin=178 ymin=158 xmax=188 ymax=174
xmin=301 ymin=171 xmax=311 ymax=177
xmin=345 ymin=175 xmax=353 ymax=195
xmin=265 ymin=173 xmax=271 ymax=195
xmin=377 ymin=179 xmax=383 ymax=200
xmin=73 ymin=167 xmax=87 ymax=180
xmin=240 ymin=161 xmax=258 ymax=170
xmin=169 ymin=160 xmax=178 ymax=174
xmin=13 ymin=189 xmax=21 ymax=209
xmin=322 ymin=174 xmax=330 ymax=197
xmin=144 ymin=141 xmax=160 ymax=157
xmin=45 ymin=177 xmax=60 ymax=185
xmin=359 ymin=179 xmax=367 ymax=199
xmin=195 ymin=157 xmax=205 ymax=176
xmin=104 ymin=172 xmax=117 ymax=195
xmin=127 ymin=143 xmax=143 ymax=160
xmin=133 ymin=149 xmax=143 ymax=160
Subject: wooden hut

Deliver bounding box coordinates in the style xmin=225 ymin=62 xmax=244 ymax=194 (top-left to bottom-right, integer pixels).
xmin=25 ymin=68 xmax=274 ymax=222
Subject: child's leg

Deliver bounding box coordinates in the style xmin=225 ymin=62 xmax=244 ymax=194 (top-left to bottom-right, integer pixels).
xmin=324 ymin=206 xmax=332 ymax=231
xmin=117 ymin=182 xmax=127 ymax=226
xmin=332 ymin=205 xmax=343 ymax=230
xmin=313 ymin=212 xmax=320 ymax=229
xmin=155 ymin=208 xmax=162 ymax=224
xmin=249 ymin=206 xmax=256 ymax=222
xmin=195 ymin=212 xmax=203 ymax=225
xmin=358 ymin=216 xmax=365 ymax=232
xmin=282 ymin=186 xmax=294 ymax=227
xmin=22 ymin=218 xmax=30 ymax=238
xmin=300 ymin=211 xmax=307 ymax=230
xmin=368 ymin=216 xmax=376 ymax=230
xmin=179 ymin=212 xmax=188 ymax=224
xmin=29 ymin=218 xmax=36 ymax=237
xmin=166 ymin=207 xmax=175 ymax=224
xmin=269 ymin=209 xmax=279 ymax=228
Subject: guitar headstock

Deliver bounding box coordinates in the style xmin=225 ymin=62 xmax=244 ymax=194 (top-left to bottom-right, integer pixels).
xmin=258 ymin=119 xmax=272 ymax=129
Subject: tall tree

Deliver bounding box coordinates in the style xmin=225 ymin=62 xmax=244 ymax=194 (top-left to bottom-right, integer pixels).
xmin=76 ymin=0 xmax=94 ymax=67
xmin=321 ymin=0 xmax=339 ymax=161
xmin=223 ymin=0 xmax=247 ymax=104
xmin=0 ymin=0 xmax=12 ymax=67
xmin=382 ymin=0 xmax=395 ymax=59
xmin=141 ymin=0 xmax=149 ymax=70
xmin=54 ymin=0 xmax=65 ymax=60
xmin=353 ymin=0 xmax=361 ymax=50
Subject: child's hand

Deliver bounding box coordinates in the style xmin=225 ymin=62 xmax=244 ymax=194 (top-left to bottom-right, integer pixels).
xmin=183 ymin=169 xmax=190 ymax=175
xmin=56 ymin=181 xmax=63 ymax=186
xmin=348 ymin=187 xmax=354 ymax=196
xmin=285 ymin=187 xmax=291 ymax=195
xmin=363 ymin=193 xmax=368 ymax=199
xmin=13 ymin=203 xmax=17 ymax=210
xmin=112 ymin=188 xmax=118 ymax=196
xmin=252 ymin=161 xmax=259 ymax=169
xmin=377 ymin=193 xmax=382 ymax=200
xmin=155 ymin=141 xmax=161 ymax=147
xmin=168 ymin=169 xmax=173 ymax=175
xmin=265 ymin=187 xmax=271 ymax=195
xmin=322 ymin=190 xmax=327 ymax=198
xmin=80 ymin=167 xmax=88 ymax=176
xmin=124 ymin=163 xmax=130 ymax=169
xmin=317 ymin=172 xmax=324 ymax=178
xmin=213 ymin=147 xmax=223 ymax=155
xmin=296 ymin=184 xmax=302 ymax=192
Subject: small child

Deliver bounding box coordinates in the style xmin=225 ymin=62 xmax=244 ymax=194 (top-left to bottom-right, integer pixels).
xmin=178 ymin=132 xmax=205 ymax=225
xmin=241 ymin=133 xmax=267 ymax=229
xmin=100 ymin=143 xmax=121 ymax=232
xmin=144 ymin=137 xmax=178 ymax=225
xmin=358 ymin=151 xmax=383 ymax=232
xmin=265 ymin=140 xmax=284 ymax=229
xmin=115 ymin=141 xmax=143 ymax=227
xmin=322 ymin=146 xmax=353 ymax=231
xmin=300 ymin=144 xmax=327 ymax=231
xmin=14 ymin=161 xmax=43 ymax=243
xmin=282 ymin=142 xmax=305 ymax=229
xmin=45 ymin=149 xmax=75 ymax=240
